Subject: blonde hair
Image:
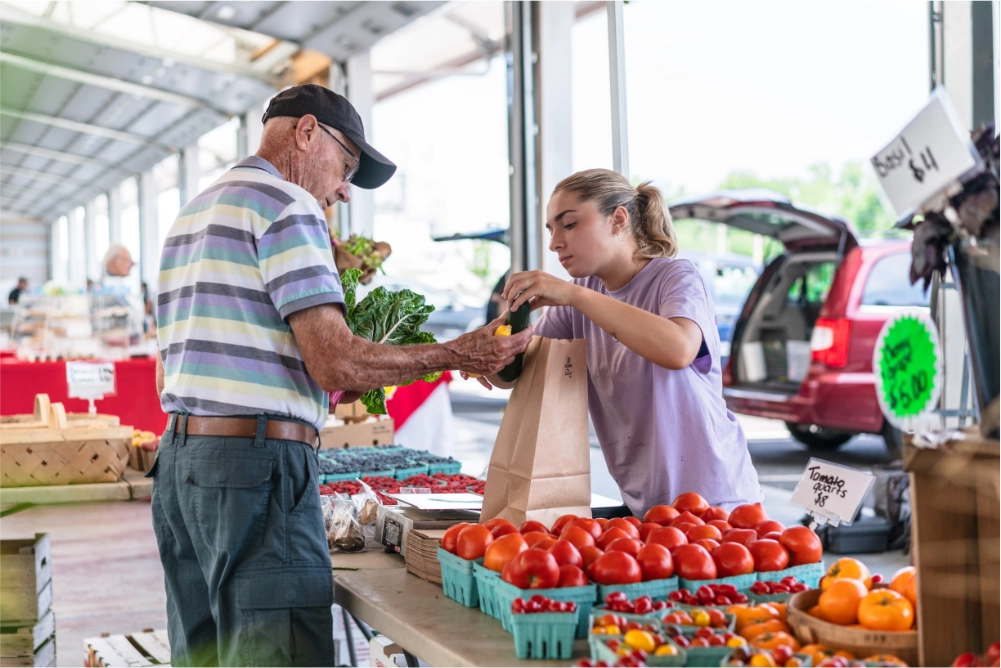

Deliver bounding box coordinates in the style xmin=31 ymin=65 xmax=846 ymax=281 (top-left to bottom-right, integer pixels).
xmin=554 ymin=169 xmax=678 ymax=259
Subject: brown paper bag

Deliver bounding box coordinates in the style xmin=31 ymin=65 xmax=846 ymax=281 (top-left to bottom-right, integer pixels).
xmin=480 ymin=336 xmax=591 ymax=527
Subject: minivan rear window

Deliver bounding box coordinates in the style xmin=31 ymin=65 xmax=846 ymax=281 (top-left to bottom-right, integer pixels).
xmin=861 ymin=253 xmax=930 ymax=307
xmin=787 ymin=262 xmax=836 ymax=304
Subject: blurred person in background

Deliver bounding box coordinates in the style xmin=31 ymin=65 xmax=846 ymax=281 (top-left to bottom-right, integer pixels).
xmin=103 ymin=244 xmax=135 ymax=278
xmin=7 ymin=277 xmax=27 ymax=306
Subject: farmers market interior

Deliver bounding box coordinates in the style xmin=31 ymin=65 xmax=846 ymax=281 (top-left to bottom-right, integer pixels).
xmin=0 ymin=1 xmax=998 ymax=667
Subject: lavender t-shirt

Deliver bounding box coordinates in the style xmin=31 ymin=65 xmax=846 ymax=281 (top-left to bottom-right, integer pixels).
xmin=535 ymin=257 xmax=762 ymax=516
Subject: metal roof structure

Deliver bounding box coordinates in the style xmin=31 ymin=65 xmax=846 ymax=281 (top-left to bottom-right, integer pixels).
xmin=0 ymin=4 xmax=280 ymax=222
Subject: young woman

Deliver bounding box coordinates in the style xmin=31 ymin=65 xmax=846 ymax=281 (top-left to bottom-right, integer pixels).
xmin=479 ymin=169 xmax=761 ymax=516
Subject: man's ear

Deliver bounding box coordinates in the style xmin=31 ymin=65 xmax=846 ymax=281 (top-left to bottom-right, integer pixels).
xmin=294 ymin=114 xmax=319 ymax=151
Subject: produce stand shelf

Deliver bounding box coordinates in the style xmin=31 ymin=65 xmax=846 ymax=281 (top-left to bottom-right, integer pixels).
xmin=333 ymin=567 xmax=590 ymax=666
xmin=0 ymin=468 xmax=151 ymax=506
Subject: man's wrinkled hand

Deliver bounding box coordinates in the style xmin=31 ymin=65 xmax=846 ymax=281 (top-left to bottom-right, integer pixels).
xmin=446 ymin=314 xmax=532 ymax=377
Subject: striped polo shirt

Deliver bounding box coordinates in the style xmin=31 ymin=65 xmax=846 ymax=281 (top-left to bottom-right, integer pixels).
xmin=156 ymin=156 xmax=344 ymax=431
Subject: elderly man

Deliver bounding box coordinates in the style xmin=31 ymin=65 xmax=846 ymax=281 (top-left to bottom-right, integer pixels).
xmin=151 ymin=84 xmax=530 ymax=667
xmin=103 ymin=244 xmax=136 ymax=277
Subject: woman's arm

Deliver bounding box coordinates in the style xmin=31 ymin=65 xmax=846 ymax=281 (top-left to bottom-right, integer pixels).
xmin=504 ymin=270 xmax=703 ymax=371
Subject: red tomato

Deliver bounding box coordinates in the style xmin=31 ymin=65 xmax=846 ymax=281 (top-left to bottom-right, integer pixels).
xmin=561 ymin=525 xmax=596 ymax=551
xmin=643 ymin=504 xmax=681 ymax=526
xmin=623 ymin=516 xmax=642 ymax=528
xmin=605 ymin=518 xmax=641 ymax=540
xmin=605 ymin=537 xmax=643 ymax=557
xmin=636 ymin=543 xmax=674 ymax=580
xmin=748 ymin=539 xmax=791 ymax=572
xmin=483 ymin=532 xmax=528 ymax=571
xmin=755 ymin=520 xmax=786 ymax=538
xmin=671 ymin=544 xmax=718 ymax=580
xmin=672 ymin=522 xmax=696 ymax=536
xmin=441 ymin=522 xmax=470 ymax=554
xmin=456 ymin=524 xmax=494 ymax=560
xmin=669 ymin=510 xmax=706 ymax=528
xmin=547 ymin=540 xmax=583 ymax=568
xmin=533 ymin=536 xmax=558 ymax=551
xmin=647 ymin=527 xmax=688 ymax=550
xmin=596 ymin=527 xmax=630 ymax=550
xmin=580 ymin=546 xmax=604 ymax=570
xmin=707 ymin=520 xmax=733 ymax=534
xmin=762 ymin=532 xmax=782 ymax=542
xmin=701 ymin=506 xmax=730 ymax=522
xmin=589 ymin=551 xmax=643 ymax=585
xmin=779 ymin=526 xmax=823 ymax=565
xmin=483 ymin=518 xmax=516 ymax=532
xmin=721 ymin=528 xmax=758 ymax=546
xmin=687 ymin=524 xmax=723 ymax=542
xmin=551 ymin=514 xmax=577 ymax=535
xmin=490 ymin=523 xmax=520 ymax=539
xmin=521 ymin=531 xmax=550 ymax=547
xmin=728 ymin=502 xmax=767 ymax=529
xmin=671 ymin=492 xmax=710 ymax=516
xmin=595 ymin=518 xmax=609 ymax=528
xmin=692 ymin=539 xmax=720 ymax=553
xmin=557 ymin=564 xmax=589 ymax=588
xmin=502 ymin=548 xmax=560 ymax=589
xmin=638 ymin=522 xmax=662 ymax=542
xmin=519 ymin=520 xmax=550 ymax=535
xmin=711 ymin=542 xmax=755 ymax=576
xmin=569 ymin=517 xmax=602 ymax=539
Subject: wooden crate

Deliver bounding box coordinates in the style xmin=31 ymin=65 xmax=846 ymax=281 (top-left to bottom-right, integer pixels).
xmin=0 ymin=610 xmax=55 ymax=666
xmin=0 ymin=399 xmax=131 ymax=487
xmin=0 ymin=534 xmax=52 ymax=624
xmin=320 ymin=417 xmax=394 ymax=449
xmin=903 ymin=429 xmax=1000 ymax=667
xmin=84 ymin=629 xmax=170 ymax=667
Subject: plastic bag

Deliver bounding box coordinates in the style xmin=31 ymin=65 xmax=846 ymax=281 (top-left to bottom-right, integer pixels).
xmin=324 ymin=495 xmax=365 ymax=552
xmin=353 ymin=479 xmax=383 ymax=526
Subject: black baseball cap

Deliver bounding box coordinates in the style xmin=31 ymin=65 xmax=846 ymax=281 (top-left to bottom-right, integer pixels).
xmin=262 ymin=84 xmax=396 ymax=189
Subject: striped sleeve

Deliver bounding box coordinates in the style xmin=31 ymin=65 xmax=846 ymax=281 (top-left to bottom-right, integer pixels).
xmin=258 ymin=199 xmax=345 ymax=320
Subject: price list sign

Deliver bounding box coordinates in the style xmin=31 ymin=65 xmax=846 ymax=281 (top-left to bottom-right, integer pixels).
xmin=872 ymin=312 xmax=942 ymax=431
xmin=871 ymin=87 xmax=983 ymax=220
xmin=791 ymin=458 xmax=875 ymax=527
xmin=66 ymin=362 xmax=116 ymax=400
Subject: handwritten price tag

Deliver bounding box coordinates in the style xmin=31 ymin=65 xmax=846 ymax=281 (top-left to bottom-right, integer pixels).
xmin=790 ymin=458 xmax=875 ymax=527
xmin=873 ymin=312 xmax=942 ymax=431
xmin=66 ymin=362 xmax=116 ymax=400
xmin=871 ymin=87 xmax=983 ymax=219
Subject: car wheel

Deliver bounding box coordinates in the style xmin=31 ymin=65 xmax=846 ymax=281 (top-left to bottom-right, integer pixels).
xmin=881 ymin=421 xmax=904 ymax=459
xmin=785 ymin=422 xmax=854 ymax=450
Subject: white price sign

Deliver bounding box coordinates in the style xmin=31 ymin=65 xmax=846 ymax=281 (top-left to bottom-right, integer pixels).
xmin=790 ymin=458 xmax=875 ymax=527
xmin=871 ymin=87 xmax=983 ymax=219
xmin=66 ymin=362 xmax=116 ymax=400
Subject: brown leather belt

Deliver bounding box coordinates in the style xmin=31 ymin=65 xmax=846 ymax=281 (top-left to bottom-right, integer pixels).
xmin=172 ymin=415 xmax=318 ymax=447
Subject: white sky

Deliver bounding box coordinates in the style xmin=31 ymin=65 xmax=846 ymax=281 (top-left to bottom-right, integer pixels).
xmin=371 ymin=1 xmax=931 ymax=294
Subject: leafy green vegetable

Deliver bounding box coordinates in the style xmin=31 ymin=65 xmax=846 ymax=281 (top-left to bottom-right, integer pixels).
xmin=340 ymin=269 xmax=441 ymax=414
xmin=342 ymin=235 xmax=387 ymax=273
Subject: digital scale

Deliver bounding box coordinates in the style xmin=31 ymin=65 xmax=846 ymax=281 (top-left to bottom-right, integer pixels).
xmin=375 ymin=505 xmax=478 ymax=558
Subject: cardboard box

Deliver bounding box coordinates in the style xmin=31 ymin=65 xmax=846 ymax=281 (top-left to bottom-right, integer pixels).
xmin=334 ymin=399 xmax=373 ymax=423
xmin=369 ymin=636 xmax=407 ymax=668
xmin=320 ymin=417 xmax=394 ymax=449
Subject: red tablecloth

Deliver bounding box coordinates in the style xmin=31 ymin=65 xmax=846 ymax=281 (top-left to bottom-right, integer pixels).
xmin=0 ymin=356 xmax=167 ymax=432
xmin=385 ymin=372 xmax=452 ymax=429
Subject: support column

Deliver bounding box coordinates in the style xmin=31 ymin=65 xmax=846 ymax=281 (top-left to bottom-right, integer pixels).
xmin=178 ymin=146 xmax=200 ymax=207
xmin=238 ymin=102 xmax=266 ymax=160
xmin=538 ymin=1 xmax=574 ymax=278
xmin=108 ymin=185 xmax=122 ymax=244
xmin=506 ymin=0 xmax=541 ymax=274
xmin=347 ymin=51 xmax=375 ymax=239
xmin=329 ymin=63 xmax=350 ymax=239
xmin=138 ymin=171 xmax=159 ymax=290
xmin=935 ymin=0 xmax=995 ymax=130
xmin=83 ymin=200 xmax=98 ymax=282
xmin=607 ymin=0 xmax=630 ymax=177
xmin=67 ymin=207 xmax=86 ymax=285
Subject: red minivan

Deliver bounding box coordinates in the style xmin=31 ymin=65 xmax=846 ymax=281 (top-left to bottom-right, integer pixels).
xmin=669 ymin=190 xmax=928 ymax=455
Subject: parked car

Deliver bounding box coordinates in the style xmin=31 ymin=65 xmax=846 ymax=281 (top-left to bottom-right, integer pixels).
xmin=669 ymin=189 xmax=928 ymax=455
xmin=355 ymin=275 xmax=486 ymax=342
xmin=678 ymin=251 xmax=761 ymax=364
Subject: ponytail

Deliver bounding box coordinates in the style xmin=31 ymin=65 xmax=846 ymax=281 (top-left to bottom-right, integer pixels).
xmin=553 ymin=169 xmax=678 ymax=259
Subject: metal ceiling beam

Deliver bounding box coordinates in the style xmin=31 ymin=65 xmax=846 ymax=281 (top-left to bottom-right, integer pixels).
xmin=2 ymin=165 xmax=89 ymax=187
xmin=2 ymin=142 xmax=129 ymax=173
xmin=0 ymin=52 xmax=209 ymax=112
xmin=0 ymin=106 xmax=164 ymax=147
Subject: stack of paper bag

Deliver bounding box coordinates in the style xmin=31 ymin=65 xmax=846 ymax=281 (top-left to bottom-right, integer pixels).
xmin=404 ymin=529 xmax=445 ymax=585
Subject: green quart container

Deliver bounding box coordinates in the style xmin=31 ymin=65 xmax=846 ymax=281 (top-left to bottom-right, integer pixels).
xmin=472 ymin=563 xmax=504 ymax=619
xmin=597 ymin=577 xmax=679 ymax=603
xmin=510 ymin=611 xmax=577 ymax=659
xmin=436 ymin=548 xmax=478 ymax=607
xmin=493 ymin=579 xmax=598 ymax=638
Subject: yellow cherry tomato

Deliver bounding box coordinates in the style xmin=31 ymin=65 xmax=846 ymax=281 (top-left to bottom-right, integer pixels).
xmin=727 ymin=636 xmax=749 ymax=648
xmin=604 ymin=624 xmax=621 ymax=636
xmin=692 ymin=609 xmax=712 ymax=627
xmin=655 ymin=644 xmax=679 ymax=656
xmin=624 ymin=630 xmax=657 ymax=653
xmin=592 ymin=626 xmax=605 ymax=635
xmin=750 ymin=653 xmax=779 ymax=668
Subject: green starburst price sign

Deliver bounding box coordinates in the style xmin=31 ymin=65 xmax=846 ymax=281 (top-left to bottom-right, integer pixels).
xmin=872 ymin=313 xmax=943 ymax=430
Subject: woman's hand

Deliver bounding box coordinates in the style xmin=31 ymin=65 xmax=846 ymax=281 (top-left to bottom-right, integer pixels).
xmin=459 ymin=371 xmax=496 ymax=390
xmin=503 ymin=270 xmax=578 ymax=312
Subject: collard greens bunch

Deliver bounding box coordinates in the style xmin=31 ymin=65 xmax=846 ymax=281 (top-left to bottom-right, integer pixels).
xmin=340 ymin=268 xmax=441 ymax=414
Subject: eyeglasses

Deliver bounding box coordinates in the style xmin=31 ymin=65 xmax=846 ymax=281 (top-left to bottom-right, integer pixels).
xmin=317 ymin=124 xmax=360 ymax=183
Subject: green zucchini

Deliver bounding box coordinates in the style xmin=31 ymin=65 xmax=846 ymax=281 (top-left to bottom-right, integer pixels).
xmin=497 ymin=302 xmax=530 ymax=382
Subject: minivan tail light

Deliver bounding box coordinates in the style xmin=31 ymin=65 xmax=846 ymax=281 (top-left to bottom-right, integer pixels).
xmin=811 ymin=318 xmax=851 ymax=368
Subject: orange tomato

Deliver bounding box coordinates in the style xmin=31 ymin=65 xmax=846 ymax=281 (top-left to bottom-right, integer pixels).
xmin=862 ymin=654 xmax=908 ymax=666
xmin=834 ymin=650 xmax=857 ymax=660
xmin=807 ymin=605 xmax=826 ymax=621
xmin=857 ymin=589 xmax=914 ymax=631
xmin=800 ymin=644 xmax=835 ymax=666
xmin=889 ymin=566 xmax=918 ymax=609
xmin=821 ymin=557 xmax=872 ymax=590
xmin=733 ymin=605 xmax=780 ymax=631
xmin=751 ymin=631 xmax=801 ymax=651
xmin=769 ymin=602 xmax=788 ymax=623
xmin=818 ymin=578 xmax=868 ymax=625
xmin=482 ymin=532 xmax=527 ymax=571
xmin=739 ymin=619 xmax=790 ymax=640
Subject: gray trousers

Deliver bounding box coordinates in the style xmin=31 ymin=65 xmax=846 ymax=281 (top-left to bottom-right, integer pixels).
xmin=147 ymin=414 xmax=334 ymax=667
